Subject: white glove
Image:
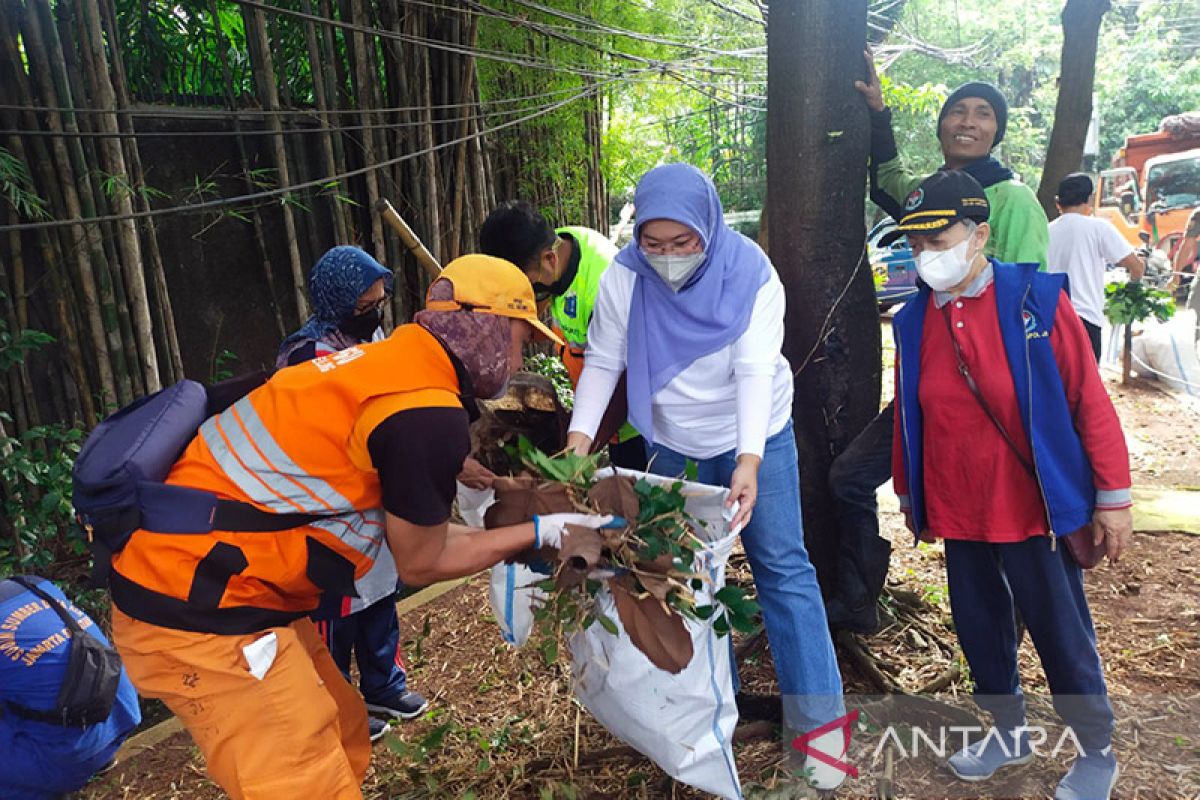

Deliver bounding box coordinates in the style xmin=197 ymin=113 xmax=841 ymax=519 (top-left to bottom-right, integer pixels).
xmin=533 ymin=513 xmax=616 ymax=549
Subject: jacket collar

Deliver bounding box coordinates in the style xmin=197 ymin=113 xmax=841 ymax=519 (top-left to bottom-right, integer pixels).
xmin=932 ymin=262 xmax=995 ymax=308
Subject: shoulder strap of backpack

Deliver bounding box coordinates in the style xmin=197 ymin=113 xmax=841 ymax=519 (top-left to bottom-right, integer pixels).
xmin=10 ymin=577 xmax=84 ymax=637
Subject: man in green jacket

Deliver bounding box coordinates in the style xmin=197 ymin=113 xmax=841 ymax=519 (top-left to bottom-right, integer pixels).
xmin=479 ymin=201 xmax=645 ymax=469
xmin=823 ymin=63 xmax=1050 ymax=635
xmin=858 ymin=62 xmax=1048 ymax=268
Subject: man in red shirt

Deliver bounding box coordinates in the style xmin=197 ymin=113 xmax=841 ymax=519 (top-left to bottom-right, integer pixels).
xmin=889 ymin=171 xmax=1132 ymax=800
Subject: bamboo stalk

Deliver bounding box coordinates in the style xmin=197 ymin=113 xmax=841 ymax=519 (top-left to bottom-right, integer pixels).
xmin=99 ymin=0 xmax=182 ymax=385
xmin=210 ymin=0 xmax=288 ymax=341
xmin=0 ymin=210 xmax=36 ymax=433
xmin=241 ymin=2 xmax=310 ymax=324
xmin=301 ymin=0 xmax=349 ymax=242
xmin=76 ymin=0 xmax=160 ymax=393
xmin=5 ymin=1 xmax=114 ymax=409
xmin=419 ymin=25 xmax=443 ymax=264
xmin=346 ymin=0 xmax=386 ymax=261
xmin=448 ymin=12 xmax=479 ymax=261
xmin=51 ymin=0 xmax=133 ymax=405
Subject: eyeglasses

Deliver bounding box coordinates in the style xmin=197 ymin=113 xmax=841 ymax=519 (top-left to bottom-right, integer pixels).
xmin=354 ymin=295 xmax=389 ymax=316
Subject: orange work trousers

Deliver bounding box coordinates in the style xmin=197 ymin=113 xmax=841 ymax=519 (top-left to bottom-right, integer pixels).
xmin=111 ymin=607 xmax=370 ymax=800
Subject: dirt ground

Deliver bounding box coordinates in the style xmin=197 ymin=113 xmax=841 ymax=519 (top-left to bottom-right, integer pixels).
xmin=80 ymin=373 xmax=1199 ymax=800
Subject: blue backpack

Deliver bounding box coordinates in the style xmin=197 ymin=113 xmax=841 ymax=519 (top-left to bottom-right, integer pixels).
xmin=72 ymin=374 xmax=326 ymax=583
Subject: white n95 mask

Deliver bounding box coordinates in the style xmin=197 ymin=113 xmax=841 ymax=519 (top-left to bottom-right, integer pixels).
xmin=916 ymin=239 xmax=973 ymax=292
xmin=644 ymin=251 xmax=706 ymax=292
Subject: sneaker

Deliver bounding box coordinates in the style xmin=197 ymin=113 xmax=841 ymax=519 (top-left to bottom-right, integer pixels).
xmin=368 ymin=716 xmax=392 ymax=743
xmin=366 ymin=690 xmax=429 ymax=721
xmin=948 ymin=728 xmax=1034 ymax=782
xmin=1055 ymin=751 xmax=1119 ymax=800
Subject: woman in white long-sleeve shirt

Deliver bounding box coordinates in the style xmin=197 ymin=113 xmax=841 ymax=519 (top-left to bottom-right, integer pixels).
xmin=565 ymin=163 xmax=846 ymax=789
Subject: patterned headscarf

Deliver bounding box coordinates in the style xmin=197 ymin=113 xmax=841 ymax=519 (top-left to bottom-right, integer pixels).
xmin=414 ymin=278 xmax=513 ymax=399
xmin=277 ymin=246 xmax=393 ymax=368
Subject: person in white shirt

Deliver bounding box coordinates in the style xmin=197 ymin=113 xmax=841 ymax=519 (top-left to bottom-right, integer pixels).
xmin=564 ymin=163 xmax=846 ymax=790
xmin=1048 ymin=173 xmax=1144 ymax=360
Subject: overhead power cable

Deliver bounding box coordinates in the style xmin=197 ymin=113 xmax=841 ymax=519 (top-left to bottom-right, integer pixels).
xmin=0 ymin=76 xmax=621 ymax=234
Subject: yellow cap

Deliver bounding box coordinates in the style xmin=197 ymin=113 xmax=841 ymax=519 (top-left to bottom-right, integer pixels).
xmin=425 ymin=254 xmax=565 ymax=347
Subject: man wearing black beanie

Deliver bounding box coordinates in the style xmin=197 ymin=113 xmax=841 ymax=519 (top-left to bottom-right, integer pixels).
xmin=818 ymin=61 xmax=1051 ymax=642
xmin=856 ymin=63 xmax=1048 ymax=270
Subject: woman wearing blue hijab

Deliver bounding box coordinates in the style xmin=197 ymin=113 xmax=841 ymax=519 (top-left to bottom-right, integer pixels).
xmin=276 ymin=246 xmax=429 ymax=740
xmin=276 ymin=245 xmax=393 ymax=368
xmin=566 ymin=164 xmax=846 ymax=789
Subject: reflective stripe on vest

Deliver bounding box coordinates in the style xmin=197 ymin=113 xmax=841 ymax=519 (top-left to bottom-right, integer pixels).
xmin=200 ymin=396 xmax=353 ymax=516
xmin=110 ymin=325 xmax=464 ymax=634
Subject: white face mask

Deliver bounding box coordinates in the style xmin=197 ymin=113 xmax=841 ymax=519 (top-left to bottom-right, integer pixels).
xmin=916 ymin=237 xmax=976 ymax=292
xmin=643 ymin=251 xmax=706 ymax=292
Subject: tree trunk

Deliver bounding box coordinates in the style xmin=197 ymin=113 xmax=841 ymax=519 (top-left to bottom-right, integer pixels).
xmin=1122 ymin=324 xmax=1132 ymax=383
xmin=448 ymin=13 xmax=479 ymax=261
xmin=1037 ymin=0 xmax=1111 ymax=220
xmin=767 ymin=0 xmax=880 ymax=590
xmin=418 ymin=16 xmax=443 ymax=264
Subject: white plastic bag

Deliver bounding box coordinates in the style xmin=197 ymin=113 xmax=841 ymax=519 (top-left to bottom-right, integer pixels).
xmin=569 ymin=467 xmax=742 ymax=800
xmin=457 ymin=483 xmax=546 ymax=647
xmin=458 ymin=472 xmax=744 ymax=798
xmin=1131 ymin=310 xmax=1200 ymax=396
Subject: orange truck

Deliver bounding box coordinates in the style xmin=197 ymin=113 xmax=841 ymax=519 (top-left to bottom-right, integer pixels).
xmin=1094 ymin=112 xmax=1200 ymax=260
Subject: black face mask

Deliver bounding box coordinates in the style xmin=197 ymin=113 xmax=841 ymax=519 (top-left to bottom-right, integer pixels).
xmin=339 ymin=307 xmax=382 ymax=341
xmin=532 ymin=267 xmax=575 ymax=301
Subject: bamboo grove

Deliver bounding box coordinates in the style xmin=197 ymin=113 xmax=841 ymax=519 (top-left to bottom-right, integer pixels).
xmin=0 ymin=0 xmax=666 ymax=432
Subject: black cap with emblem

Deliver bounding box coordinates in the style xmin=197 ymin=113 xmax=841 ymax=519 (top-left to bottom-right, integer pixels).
xmin=880 ymin=170 xmax=991 ymax=246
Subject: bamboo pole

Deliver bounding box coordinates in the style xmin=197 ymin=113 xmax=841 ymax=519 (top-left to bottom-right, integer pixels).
xmin=300 ymin=0 xmax=349 ymax=242
xmin=76 ymin=0 xmax=161 ymax=393
xmin=346 ymin=0 xmax=386 ymax=261
xmin=448 ymin=12 xmax=479 ymax=261
xmin=418 ymin=21 xmax=443 ymax=264
xmin=5 ymin=1 xmax=115 ymax=408
xmin=210 ymin=1 xmax=288 ymax=341
xmin=98 ymin=0 xmax=183 ymax=385
xmin=377 ymin=199 xmax=441 ymax=279
xmin=241 ymin=3 xmax=310 ymax=324
xmin=0 ymin=210 xmax=36 ymax=433
xmin=51 ymin=0 xmax=133 ymax=405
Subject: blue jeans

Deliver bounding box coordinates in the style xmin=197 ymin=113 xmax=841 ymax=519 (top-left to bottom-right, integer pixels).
xmin=647 ymin=420 xmax=845 ymax=732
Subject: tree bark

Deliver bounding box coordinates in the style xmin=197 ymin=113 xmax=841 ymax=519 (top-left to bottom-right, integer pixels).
xmin=1037 ymin=0 xmax=1111 ymax=220
xmin=767 ymin=0 xmax=880 ymax=590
